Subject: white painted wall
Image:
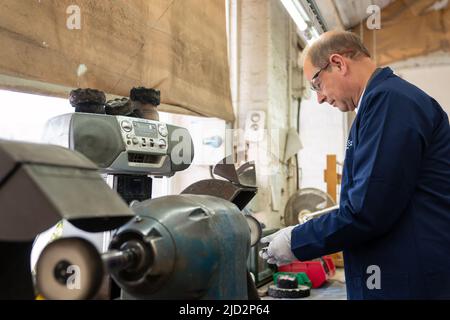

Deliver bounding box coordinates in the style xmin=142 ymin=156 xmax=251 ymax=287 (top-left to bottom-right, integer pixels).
xmin=389 ymin=52 xmax=450 ymax=116
xmin=298 ymin=92 xmax=346 ymax=199
xmin=392 ymin=67 xmax=450 ymax=116
xmin=231 ymin=0 xmax=299 ymax=230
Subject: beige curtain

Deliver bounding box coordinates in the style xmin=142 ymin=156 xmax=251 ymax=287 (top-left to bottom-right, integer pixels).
xmin=0 ymin=0 xmax=234 ymax=121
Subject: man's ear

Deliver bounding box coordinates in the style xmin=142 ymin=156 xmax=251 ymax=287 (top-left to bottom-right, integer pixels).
xmin=330 ymin=54 xmax=347 ymax=74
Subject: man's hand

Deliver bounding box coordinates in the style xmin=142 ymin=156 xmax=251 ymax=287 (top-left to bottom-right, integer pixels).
xmin=259 ymin=226 xmax=297 ymax=266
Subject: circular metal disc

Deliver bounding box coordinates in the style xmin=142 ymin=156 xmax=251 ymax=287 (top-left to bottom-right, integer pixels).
xmin=284 ymin=188 xmax=336 ymax=226
xmin=35 ymin=237 xmax=104 ymax=300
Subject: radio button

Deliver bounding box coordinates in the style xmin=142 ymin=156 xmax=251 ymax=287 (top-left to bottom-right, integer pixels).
xmin=158 ymin=125 xmax=168 ymax=137
xmin=121 ymin=120 xmax=132 ymax=132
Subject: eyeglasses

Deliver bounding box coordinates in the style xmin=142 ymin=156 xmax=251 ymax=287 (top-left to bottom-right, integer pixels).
xmin=310 ymin=50 xmax=358 ymax=92
xmin=310 ymin=61 xmax=330 ymax=92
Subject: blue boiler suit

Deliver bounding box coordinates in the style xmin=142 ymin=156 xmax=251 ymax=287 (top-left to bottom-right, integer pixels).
xmin=291 ymin=67 xmax=450 ymax=299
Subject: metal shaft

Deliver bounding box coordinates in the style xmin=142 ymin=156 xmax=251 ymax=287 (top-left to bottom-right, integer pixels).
xmin=101 ymin=248 xmax=137 ymax=271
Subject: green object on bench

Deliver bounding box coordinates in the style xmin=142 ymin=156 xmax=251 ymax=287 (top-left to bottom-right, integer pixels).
xmin=273 ymin=272 xmax=312 ymax=288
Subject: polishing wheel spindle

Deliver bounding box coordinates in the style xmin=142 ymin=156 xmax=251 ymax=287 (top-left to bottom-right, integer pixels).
xmin=35 ymin=237 xmax=149 ymax=300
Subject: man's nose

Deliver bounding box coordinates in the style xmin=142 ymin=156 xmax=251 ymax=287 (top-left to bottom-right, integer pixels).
xmin=316 ymin=92 xmax=327 ymax=104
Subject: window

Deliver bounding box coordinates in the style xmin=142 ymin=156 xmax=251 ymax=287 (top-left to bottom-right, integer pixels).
xmin=0 ymin=90 xmax=73 ymax=142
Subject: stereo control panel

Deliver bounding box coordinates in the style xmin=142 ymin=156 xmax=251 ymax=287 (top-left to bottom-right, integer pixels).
xmin=116 ymin=116 xmax=169 ymax=154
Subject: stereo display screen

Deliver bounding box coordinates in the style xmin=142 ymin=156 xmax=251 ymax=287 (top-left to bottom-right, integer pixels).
xmin=133 ymin=121 xmax=158 ymax=138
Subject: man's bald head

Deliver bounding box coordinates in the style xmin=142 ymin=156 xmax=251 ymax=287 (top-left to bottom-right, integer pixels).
xmin=303 ymin=31 xmax=371 ymax=69
xmin=302 ymin=31 xmax=376 ymax=113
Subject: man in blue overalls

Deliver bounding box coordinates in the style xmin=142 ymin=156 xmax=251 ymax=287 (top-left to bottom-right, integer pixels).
xmin=260 ymin=31 xmax=450 ymax=299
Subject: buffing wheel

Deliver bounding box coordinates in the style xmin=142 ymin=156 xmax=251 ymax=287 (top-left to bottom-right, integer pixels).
xmin=267 ymin=284 xmax=311 ymax=299
xmin=130 ymin=87 xmax=160 ymax=106
xmin=35 ymin=237 xmax=104 ymax=300
xmin=69 ymin=88 xmax=106 ymax=114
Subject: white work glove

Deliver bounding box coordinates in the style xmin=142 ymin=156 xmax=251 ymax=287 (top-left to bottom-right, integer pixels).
xmin=259 ymin=226 xmax=297 ymax=266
